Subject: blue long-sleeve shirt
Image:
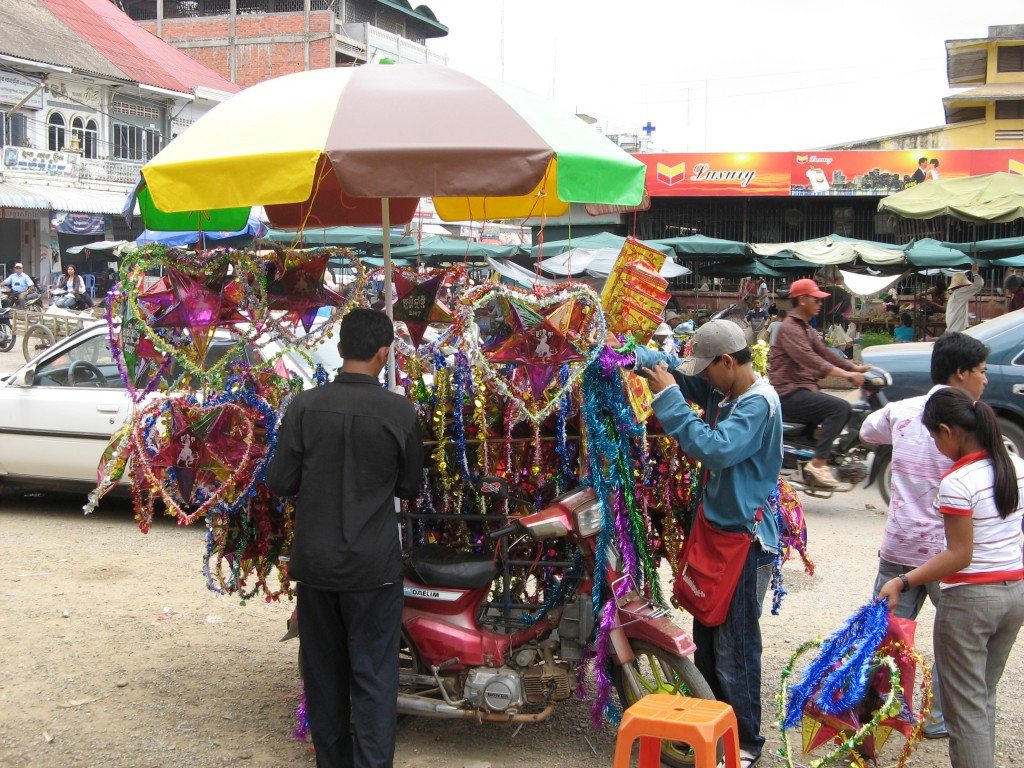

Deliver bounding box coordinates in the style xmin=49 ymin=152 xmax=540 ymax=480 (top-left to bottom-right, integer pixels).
xmin=634 ymin=345 xmax=783 ymax=552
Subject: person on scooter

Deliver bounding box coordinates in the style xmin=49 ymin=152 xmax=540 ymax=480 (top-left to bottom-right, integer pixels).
xmin=55 ymin=265 xmax=88 ymax=310
xmin=860 ymin=331 xmax=990 ymax=741
xmin=2 ymin=263 xmax=35 ymax=307
xmin=768 ymin=278 xmax=871 ymax=489
xmin=621 ymin=319 xmax=782 ymax=768
xmin=267 ymin=308 xmax=424 ymax=768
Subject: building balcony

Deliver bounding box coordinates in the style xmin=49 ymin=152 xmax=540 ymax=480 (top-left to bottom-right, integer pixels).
xmin=1 ymin=146 xmax=140 ymax=189
xmin=337 ymin=22 xmax=447 ymax=66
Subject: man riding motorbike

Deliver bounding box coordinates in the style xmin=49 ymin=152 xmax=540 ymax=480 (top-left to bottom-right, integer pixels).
xmin=2 ymin=263 xmax=36 ymax=308
xmin=768 ymin=278 xmax=871 ymax=489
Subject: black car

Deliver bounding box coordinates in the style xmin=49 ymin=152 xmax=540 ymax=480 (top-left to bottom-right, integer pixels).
xmin=862 ymin=309 xmax=1024 ymax=455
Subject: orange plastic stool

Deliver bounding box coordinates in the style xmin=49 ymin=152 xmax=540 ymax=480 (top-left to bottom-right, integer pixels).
xmin=612 ymin=694 xmax=741 ymax=768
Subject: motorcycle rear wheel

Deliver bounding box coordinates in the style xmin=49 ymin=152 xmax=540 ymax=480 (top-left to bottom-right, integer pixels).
xmin=0 ymin=326 xmax=14 ymax=353
xmin=612 ymin=640 xmax=715 ymax=767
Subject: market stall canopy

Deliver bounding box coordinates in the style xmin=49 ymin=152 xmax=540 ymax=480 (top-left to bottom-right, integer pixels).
xmin=904 ymin=238 xmax=974 ymax=267
xmin=65 ymin=240 xmax=129 ymax=255
xmin=540 ymin=247 xmax=689 ymax=278
xmin=265 ymin=226 xmax=413 ymax=249
xmin=135 ymin=214 xmax=267 ymax=248
xmin=940 ymin=234 xmax=1024 ymax=256
xmin=531 ymin=232 xmax=672 ymax=259
xmin=838 ymin=270 xmax=905 ymax=298
xmin=750 ymin=234 xmax=905 ymax=266
xmin=877 ymin=172 xmax=1024 ymax=224
xmin=138 ymin=64 xmax=646 ymax=228
xmin=486 ymin=257 xmax=559 ymax=288
xmin=388 ymin=235 xmax=526 ymax=260
xmin=649 ymin=234 xmax=749 ymax=258
xmin=698 ymin=260 xmax=782 ymax=278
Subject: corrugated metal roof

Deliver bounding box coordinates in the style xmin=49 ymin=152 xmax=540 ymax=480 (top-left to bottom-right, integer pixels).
xmin=39 ymin=0 xmax=238 ymax=95
xmin=0 ymin=181 xmax=132 ymax=214
xmin=0 ymin=0 xmax=127 ymax=81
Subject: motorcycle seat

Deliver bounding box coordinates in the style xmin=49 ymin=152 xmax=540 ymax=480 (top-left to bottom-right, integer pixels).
xmin=782 ymin=421 xmax=815 ymax=438
xmin=404 ymin=544 xmax=498 ymax=590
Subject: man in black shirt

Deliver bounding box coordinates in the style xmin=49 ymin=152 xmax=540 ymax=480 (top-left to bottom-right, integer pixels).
xmin=268 ymin=308 xmax=423 ymax=768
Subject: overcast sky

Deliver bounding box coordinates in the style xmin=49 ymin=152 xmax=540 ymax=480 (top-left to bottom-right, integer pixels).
xmin=425 ymin=1 xmax=1022 ymax=152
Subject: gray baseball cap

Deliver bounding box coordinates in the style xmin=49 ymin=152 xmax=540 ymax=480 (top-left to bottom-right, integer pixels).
xmin=686 ymin=319 xmax=747 ymax=375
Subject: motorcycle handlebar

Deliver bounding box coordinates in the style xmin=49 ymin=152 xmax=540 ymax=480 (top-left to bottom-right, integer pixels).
xmin=487 ymin=522 xmax=523 ymax=541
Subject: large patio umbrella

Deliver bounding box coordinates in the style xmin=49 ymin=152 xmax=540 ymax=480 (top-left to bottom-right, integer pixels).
xmin=877 ymin=172 xmax=1024 ymax=224
xmin=138 ymin=64 xmax=646 ymax=385
xmin=264 ymin=226 xmax=413 ymax=250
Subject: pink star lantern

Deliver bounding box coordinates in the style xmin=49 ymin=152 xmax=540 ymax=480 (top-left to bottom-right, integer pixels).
xmin=483 ymin=296 xmax=589 ymax=402
xmin=265 ymin=252 xmax=345 ymax=333
xmin=392 ymin=270 xmax=452 ymax=347
xmin=150 ymin=402 xmax=256 ymax=506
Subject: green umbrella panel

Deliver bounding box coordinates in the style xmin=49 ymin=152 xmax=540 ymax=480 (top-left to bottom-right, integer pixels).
xmin=266 ymin=227 xmax=414 ymax=250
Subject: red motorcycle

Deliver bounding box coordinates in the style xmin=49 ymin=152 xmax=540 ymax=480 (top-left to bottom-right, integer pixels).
xmin=289 ymin=477 xmax=712 ymax=767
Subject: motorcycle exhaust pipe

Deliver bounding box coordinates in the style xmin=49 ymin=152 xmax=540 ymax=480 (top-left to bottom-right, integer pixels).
xmin=396 ymin=694 xmax=555 ymax=723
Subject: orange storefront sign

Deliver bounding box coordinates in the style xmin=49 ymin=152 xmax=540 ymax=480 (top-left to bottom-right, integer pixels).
xmin=638 ymin=149 xmax=1023 ymax=197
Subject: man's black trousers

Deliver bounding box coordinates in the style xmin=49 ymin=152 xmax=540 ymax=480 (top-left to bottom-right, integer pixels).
xmin=778 ymin=388 xmax=852 ymax=461
xmin=297 ymin=581 xmax=403 ymax=768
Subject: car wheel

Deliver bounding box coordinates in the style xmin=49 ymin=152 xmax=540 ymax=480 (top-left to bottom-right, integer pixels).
xmin=997 ymin=417 xmax=1024 ymax=457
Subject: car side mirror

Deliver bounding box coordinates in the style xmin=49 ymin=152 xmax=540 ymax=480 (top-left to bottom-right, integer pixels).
xmin=14 ymin=365 xmax=35 ymax=387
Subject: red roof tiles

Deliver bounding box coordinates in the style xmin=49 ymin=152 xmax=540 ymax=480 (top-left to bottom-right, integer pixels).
xmin=40 ymin=0 xmax=239 ymax=95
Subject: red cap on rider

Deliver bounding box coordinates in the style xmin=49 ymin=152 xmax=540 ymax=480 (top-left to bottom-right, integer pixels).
xmin=788 ymin=278 xmax=829 ymax=299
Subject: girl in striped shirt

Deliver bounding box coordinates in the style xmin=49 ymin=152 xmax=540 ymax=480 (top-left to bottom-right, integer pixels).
xmin=879 ymin=388 xmax=1024 ymax=768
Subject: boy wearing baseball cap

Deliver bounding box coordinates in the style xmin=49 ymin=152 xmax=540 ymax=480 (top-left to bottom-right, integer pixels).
xmin=768 ymin=278 xmax=871 ymax=488
xmin=610 ymin=319 xmax=782 ymax=768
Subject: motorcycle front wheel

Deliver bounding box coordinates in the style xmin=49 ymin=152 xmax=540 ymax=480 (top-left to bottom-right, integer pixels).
xmin=612 ymin=640 xmax=715 ymax=767
xmin=0 ymin=326 xmax=14 ymax=353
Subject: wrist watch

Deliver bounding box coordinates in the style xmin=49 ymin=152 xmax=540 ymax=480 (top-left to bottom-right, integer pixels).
xmin=898 ymin=574 xmax=911 ymax=593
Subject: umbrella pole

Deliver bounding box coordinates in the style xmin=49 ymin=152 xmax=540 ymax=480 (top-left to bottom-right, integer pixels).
xmin=382 ymin=198 xmax=397 ymax=390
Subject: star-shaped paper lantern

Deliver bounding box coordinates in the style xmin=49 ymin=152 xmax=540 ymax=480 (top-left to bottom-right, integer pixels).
xmin=392 ymin=270 xmax=452 ymax=347
xmin=484 ymin=295 xmax=588 ymax=402
xmin=801 ymin=702 xmax=863 ymax=754
xmin=265 ymin=252 xmax=345 ymax=333
xmin=144 ymin=266 xmax=247 ymax=363
xmin=150 ymin=402 xmax=255 ymax=505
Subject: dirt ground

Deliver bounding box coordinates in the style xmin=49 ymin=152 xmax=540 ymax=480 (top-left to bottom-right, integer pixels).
xmin=1 ymin=482 xmax=1022 ymax=768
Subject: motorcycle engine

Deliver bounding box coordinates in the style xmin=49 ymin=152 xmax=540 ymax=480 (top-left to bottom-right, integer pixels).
xmin=463 ymin=666 xmax=524 ymax=712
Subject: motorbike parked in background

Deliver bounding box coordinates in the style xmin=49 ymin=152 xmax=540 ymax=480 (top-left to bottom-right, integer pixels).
xmin=0 ymin=306 xmax=14 ymax=352
xmin=286 ymin=477 xmax=713 ymax=768
xmin=780 ymin=366 xmax=892 ymax=500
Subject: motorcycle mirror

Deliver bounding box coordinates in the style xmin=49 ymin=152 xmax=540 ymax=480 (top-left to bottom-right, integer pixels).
xmin=476 ymin=475 xmax=510 ymax=500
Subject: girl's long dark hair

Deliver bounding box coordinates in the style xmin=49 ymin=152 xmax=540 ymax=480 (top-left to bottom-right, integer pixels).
xmin=923 ymin=388 xmax=1020 ymax=518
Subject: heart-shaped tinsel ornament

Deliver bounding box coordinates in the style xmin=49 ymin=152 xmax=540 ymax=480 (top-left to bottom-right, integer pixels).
xmin=131 ymin=396 xmax=267 ymax=526
xmin=460 ymin=282 xmax=605 ymax=423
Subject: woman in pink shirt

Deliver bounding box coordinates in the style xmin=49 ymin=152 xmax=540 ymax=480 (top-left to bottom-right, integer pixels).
xmin=878 ymin=388 xmax=1024 ymax=768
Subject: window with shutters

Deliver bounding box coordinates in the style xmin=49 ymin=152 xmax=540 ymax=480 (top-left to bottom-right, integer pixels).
xmin=113 ymin=121 xmax=163 ymax=162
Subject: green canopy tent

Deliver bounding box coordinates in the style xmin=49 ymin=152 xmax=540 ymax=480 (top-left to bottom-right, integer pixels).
xmin=904 ymin=238 xmax=975 ymax=267
xmin=389 ymin=235 xmax=526 ymax=262
xmin=649 ymin=234 xmax=749 ymax=258
xmin=940 ymin=235 xmax=1024 ymax=256
xmin=265 ymin=226 xmax=414 ymax=251
xmin=699 ymin=260 xmax=782 ymax=278
xmin=530 ymin=231 xmax=673 ymax=259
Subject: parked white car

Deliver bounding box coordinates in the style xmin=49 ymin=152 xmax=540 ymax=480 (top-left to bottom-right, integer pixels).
xmin=0 ymin=321 xmax=330 ymax=497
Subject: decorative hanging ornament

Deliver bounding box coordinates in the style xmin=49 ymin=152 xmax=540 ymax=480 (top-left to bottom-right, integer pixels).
xmin=392 ymin=269 xmax=453 ymax=347
xmin=265 ymin=249 xmax=347 ymax=333
xmin=461 ymin=282 xmax=605 ymax=423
